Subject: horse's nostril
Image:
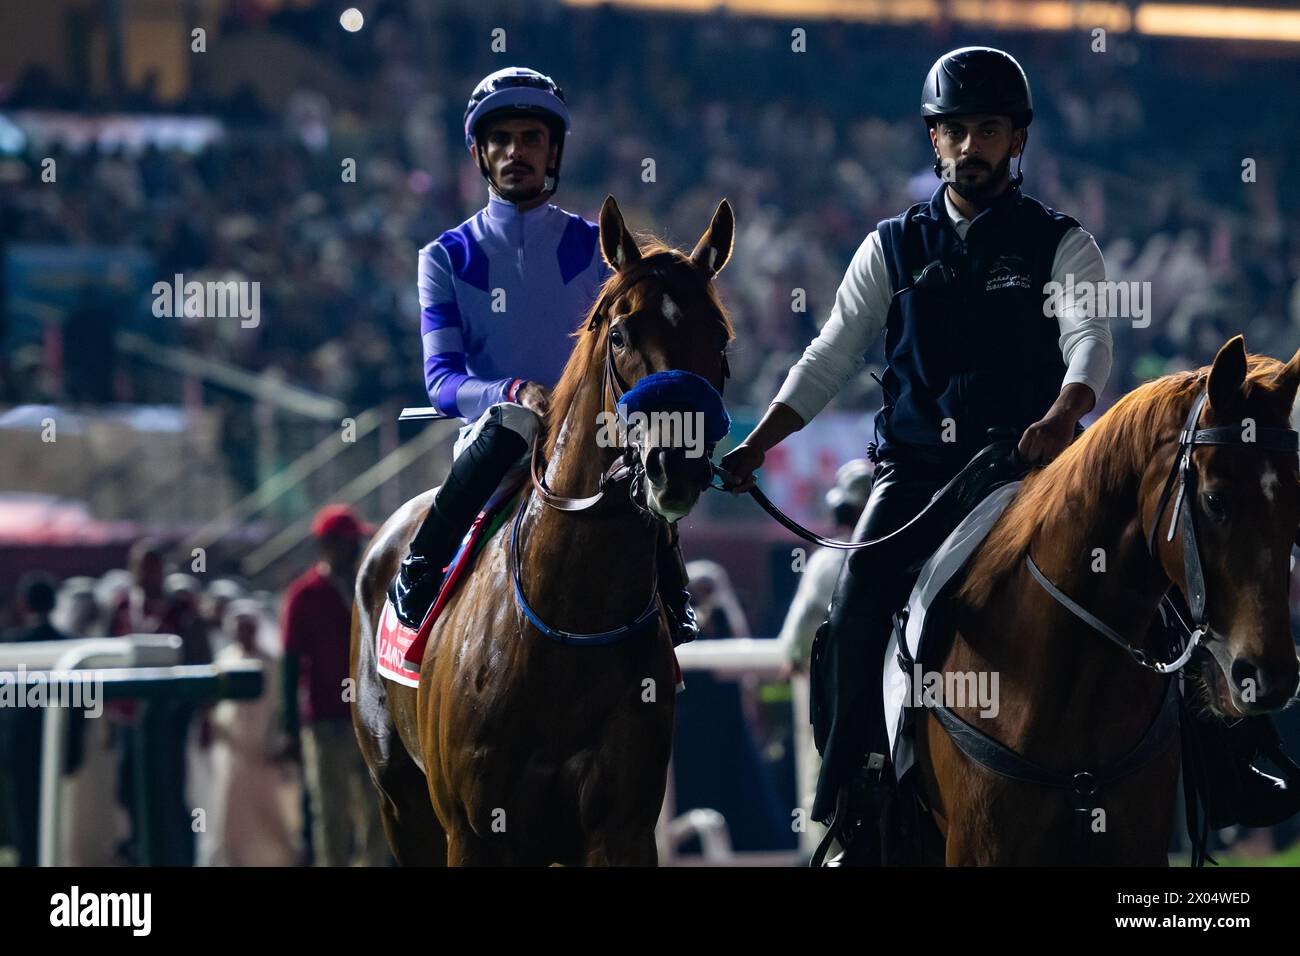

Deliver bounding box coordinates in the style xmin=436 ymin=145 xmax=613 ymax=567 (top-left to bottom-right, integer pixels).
xmin=644 ymin=446 xmax=714 ymax=491
xmin=691 ymin=453 xmax=712 ymax=486
xmin=645 ymin=448 xmax=668 ymax=485
xmin=1230 ymin=656 xmax=1257 ymax=688
xmin=1230 ymin=656 xmax=1268 ymax=702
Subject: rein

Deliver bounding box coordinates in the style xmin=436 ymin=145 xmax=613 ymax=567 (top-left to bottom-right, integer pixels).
xmin=933 ymin=388 xmax=1298 ymax=864
xmin=510 ymin=334 xmax=659 ymax=646
xmin=708 ymin=466 xmax=880 ymax=550
xmin=1025 ymin=390 xmax=1299 ymax=673
xmin=510 ymin=261 xmax=732 ymax=646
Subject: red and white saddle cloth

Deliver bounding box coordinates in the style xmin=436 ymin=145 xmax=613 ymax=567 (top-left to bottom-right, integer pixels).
xmin=375 ymin=488 xmax=684 ymax=692
xmin=376 ymin=488 xmax=524 ymax=688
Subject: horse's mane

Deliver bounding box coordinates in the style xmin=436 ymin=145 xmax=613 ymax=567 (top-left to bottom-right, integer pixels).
xmin=958 ymin=354 xmax=1291 ymax=608
xmin=542 ymin=240 xmax=736 ymax=461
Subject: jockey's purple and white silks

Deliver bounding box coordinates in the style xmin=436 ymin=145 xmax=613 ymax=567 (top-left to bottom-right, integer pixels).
xmin=419 ymin=194 xmax=608 ymax=422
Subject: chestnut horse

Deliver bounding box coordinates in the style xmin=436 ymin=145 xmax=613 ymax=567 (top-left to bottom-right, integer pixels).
xmin=350 ymin=196 xmax=736 ymax=865
xmin=904 ymin=337 xmax=1300 ymax=864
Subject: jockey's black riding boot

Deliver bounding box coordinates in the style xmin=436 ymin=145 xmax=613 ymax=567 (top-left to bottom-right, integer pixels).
xmin=1189 ymin=709 xmax=1300 ymax=829
xmin=656 ymin=523 xmax=699 ymax=646
xmin=388 ymin=406 xmax=530 ymax=630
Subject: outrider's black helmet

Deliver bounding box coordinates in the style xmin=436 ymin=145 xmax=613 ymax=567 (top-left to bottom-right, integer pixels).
xmin=921 ymin=47 xmax=1032 ymax=129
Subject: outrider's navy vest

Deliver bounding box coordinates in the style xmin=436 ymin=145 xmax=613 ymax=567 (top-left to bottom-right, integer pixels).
xmin=874 ymin=183 xmax=1079 ymax=466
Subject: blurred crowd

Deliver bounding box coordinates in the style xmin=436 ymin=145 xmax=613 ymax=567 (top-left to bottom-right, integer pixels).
xmin=2 ymin=2 xmax=1300 ymax=865
xmin=2 ymin=6 xmax=1299 ymax=425
xmin=0 ymin=511 xmax=387 ymax=867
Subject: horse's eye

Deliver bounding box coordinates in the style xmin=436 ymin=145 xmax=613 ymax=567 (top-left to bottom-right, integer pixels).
xmin=610 ymin=326 xmax=626 ymax=348
xmin=1202 ymin=492 xmax=1230 ymax=522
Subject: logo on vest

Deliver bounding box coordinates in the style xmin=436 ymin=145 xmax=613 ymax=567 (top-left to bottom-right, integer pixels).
xmin=984 ymin=255 xmax=1032 ymax=292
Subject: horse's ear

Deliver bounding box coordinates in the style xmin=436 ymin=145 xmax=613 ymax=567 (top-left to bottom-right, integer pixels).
xmin=1207 ymin=335 xmax=1248 ymax=413
xmin=690 ymin=198 xmax=734 ymax=280
xmin=599 ymin=195 xmax=641 ymax=273
xmin=1267 ymin=345 xmax=1300 ymax=405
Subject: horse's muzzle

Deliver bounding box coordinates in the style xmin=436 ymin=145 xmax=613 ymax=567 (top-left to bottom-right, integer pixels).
xmin=644 ymin=445 xmax=713 ymax=491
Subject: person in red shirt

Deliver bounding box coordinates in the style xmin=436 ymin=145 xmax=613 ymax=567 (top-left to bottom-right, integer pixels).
xmin=280 ymin=504 xmax=387 ymax=866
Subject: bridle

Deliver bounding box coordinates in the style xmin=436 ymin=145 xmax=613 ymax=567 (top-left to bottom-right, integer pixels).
xmin=914 ymin=387 xmax=1298 ymax=865
xmin=1026 ymin=388 xmax=1299 ymax=674
xmin=509 ymin=257 xmax=731 ymax=645
xmin=528 ymin=255 xmax=731 ymax=514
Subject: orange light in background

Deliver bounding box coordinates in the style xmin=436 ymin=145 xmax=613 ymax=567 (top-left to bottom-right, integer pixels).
xmin=952 ymin=0 xmax=1063 ymax=30
xmin=1136 ymin=4 xmax=1300 ymax=42
xmin=738 ymin=0 xmax=941 ymax=21
xmin=951 ymin=1 xmax=1132 ymax=31
xmin=562 ymin=0 xmax=940 ymax=20
xmin=562 ymin=0 xmax=1300 ymax=44
xmin=1076 ymin=3 xmax=1134 ymax=32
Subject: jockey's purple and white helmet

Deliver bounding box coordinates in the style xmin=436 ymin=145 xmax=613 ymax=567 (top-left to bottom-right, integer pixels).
xmin=463 ymin=67 xmax=572 ymax=197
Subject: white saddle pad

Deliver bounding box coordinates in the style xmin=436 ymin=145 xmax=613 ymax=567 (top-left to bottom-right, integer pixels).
xmin=884 ymin=480 xmax=1022 ymax=781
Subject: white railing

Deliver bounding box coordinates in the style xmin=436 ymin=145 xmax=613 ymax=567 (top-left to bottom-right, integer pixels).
xmin=657 ymin=637 xmax=814 ymax=867
xmin=0 ymin=635 xmax=263 ymax=867
xmin=0 ymin=635 xmax=183 ymax=866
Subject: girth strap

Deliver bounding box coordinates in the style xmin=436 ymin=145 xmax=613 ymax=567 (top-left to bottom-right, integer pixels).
xmin=929 ymin=677 xmax=1179 ymax=791
xmin=927 ymin=676 xmax=1181 ymax=861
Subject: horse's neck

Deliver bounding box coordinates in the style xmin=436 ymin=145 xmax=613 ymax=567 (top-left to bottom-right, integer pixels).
xmin=519 ymin=376 xmax=662 ymax=632
xmin=951 ymin=462 xmax=1171 ymax=759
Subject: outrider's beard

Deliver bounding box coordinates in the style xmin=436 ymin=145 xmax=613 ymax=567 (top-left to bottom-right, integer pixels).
xmin=948 ymin=153 xmax=1013 ymax=204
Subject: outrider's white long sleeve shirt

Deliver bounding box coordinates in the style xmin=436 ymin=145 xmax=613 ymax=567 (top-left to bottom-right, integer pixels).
xmin=772 ymin=191 xmax=1111 ymax=425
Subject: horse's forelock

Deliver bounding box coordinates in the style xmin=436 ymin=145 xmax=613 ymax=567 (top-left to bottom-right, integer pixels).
xmin=543 ymin=247 xmax=732 ymax=460
xmin=596 ymin=247 xmax=732 ymax=332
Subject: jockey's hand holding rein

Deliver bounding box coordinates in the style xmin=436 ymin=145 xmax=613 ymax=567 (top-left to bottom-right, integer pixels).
xmin=516 ymin=380 xmax=551 ymax=421
xmin=1016 ymin=380 xmax=1096 ymax=468
xmin=719 ymin=401 xmax=807 ymax=494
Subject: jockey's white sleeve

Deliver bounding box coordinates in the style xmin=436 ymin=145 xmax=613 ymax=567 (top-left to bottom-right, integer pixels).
xmin=770 ymin=211 xmax=1112 ymax=426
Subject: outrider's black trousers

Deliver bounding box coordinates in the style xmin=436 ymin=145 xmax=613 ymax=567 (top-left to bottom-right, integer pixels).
xmin=810 ymin=453 xmax=959 ymax=823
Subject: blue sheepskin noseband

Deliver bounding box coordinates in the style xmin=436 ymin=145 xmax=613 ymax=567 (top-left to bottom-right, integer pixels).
xmin=615 ymin=369 xmax=730 ymax=445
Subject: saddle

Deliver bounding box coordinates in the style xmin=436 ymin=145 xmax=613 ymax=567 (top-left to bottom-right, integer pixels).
xmin=809 ymin=437 xmax=1029 ymax=769
xmin=851 ymin=434 xmax=1032 ymax=577
xmin=375 ymin=479 xmax=527 ymax=687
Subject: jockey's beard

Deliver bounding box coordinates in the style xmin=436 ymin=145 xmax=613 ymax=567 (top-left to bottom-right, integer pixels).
xmin=947 ymin=153 xmax=1013 ymax=204
xmin=493 ymin=169 xmax=550 ymax=204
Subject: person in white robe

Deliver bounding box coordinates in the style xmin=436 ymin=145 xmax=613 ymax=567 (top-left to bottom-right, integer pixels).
xmin=197 ymin=601 xmax=302 ymax=867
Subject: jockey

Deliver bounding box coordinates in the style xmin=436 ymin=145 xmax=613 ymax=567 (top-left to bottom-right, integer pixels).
xmin=722 ymin=47 xmax=1300 ymax=864
xmin=388 ymin=67 xmax=699 ymax=645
